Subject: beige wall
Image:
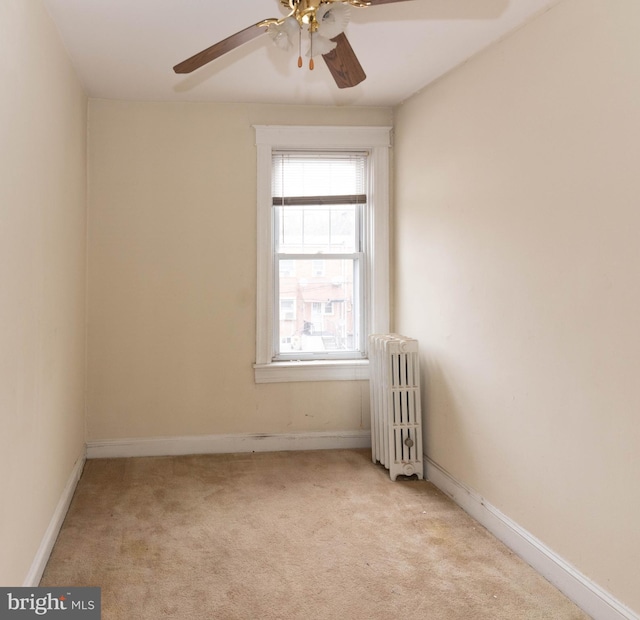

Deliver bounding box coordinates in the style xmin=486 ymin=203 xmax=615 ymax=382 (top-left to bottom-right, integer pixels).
xmin=87 ymin=101 xmax=392 ymax=440
xmin=0 ymin=0 xmax=87 ymax=584
xmin=394 ymin=0 xmax=640 ymax=612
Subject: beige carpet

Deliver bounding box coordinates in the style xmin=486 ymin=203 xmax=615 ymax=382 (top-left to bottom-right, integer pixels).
xmin=41 ymin=449 xmax=590 ymax=619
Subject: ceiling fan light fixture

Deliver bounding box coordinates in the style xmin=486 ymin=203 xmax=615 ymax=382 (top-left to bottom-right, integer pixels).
xmin=306 ymin=34 xmax=337 ymax=57
xmin=316 ymin=3 xmax=351 ymax=40
xmin=267 ymin=16 xmax=300 ymax=50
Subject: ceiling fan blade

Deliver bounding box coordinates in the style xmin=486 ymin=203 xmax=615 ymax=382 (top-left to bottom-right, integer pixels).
xmin=174 ymin=23 xmax=266 ymax=74
xmin=322 ymin=33 xmax=366 ymax=89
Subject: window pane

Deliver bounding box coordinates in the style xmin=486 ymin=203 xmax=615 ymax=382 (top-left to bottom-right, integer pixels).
xmin=304 ymin=209 xmax=330 ymax=246
xmin=281 ymin=209 xmax=303 ymax=246
xmin=279 ymin=259 xmax=295 ymax=276
xmin=276 ymin=205 xmax=358 ymax=254
xmin=331 ymin=208 xmax=356 ymax=246
xmin=280 ymin=299 xmax=296 ymax=321
xmin=277 ymin=259 xmax=358 ymax=354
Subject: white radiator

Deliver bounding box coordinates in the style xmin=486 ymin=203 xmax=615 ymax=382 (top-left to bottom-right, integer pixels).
xmin=369 ymin=334 xmax=423 ymax=481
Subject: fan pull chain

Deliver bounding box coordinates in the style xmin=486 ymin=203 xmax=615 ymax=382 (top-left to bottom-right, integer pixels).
xmin=297 ymin=26 xmax=303 ymax=68
xmin=309 ymin=32 xmax=314 ymax=70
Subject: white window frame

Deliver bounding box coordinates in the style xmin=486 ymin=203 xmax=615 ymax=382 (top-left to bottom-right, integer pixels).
xmin=253 ymin=126 xmax=391 ymax=383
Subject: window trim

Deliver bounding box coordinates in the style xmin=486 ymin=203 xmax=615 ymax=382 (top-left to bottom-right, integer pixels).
xmin=253 ymin=125 xmax=391 ymax=383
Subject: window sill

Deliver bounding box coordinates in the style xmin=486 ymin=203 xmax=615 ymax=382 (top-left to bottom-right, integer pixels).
xmin=254 ymin=359 xmax=369 ymax=384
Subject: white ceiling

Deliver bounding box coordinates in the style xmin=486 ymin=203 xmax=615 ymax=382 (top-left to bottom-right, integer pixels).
xmin=42 ymin=0 xmax=559 ymax=107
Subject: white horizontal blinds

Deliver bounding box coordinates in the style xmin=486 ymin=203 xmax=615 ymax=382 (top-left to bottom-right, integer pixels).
xmin=272 ymin=151 xmax=367 ymax=203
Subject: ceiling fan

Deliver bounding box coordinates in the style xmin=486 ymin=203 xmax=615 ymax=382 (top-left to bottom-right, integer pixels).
xmin=173 ymin=0 xmax=411 ymax=89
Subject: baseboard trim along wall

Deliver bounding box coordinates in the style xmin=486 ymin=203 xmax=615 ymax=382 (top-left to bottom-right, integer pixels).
xmin=23 ymin=454 xmax=86 ymax=587
xmin=86 ymin=430 xmax=372 ymax=459
xmin=424 ymin=456 xmax=639 ymax=620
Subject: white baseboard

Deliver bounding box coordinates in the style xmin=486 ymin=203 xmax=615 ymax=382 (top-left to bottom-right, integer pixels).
xmin=425 ymin=457 xmax=639 ymax=620
xmin=23 ymin=453 xmax=86 ymax=587
xmin=86 ymin=430 xmax=371 ymax=459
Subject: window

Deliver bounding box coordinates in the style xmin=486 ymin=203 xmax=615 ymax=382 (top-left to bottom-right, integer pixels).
xmin=254 ymin=126 xmax=391 ymax=383
xmin=274 ymin=151 xmax=365 ymax=359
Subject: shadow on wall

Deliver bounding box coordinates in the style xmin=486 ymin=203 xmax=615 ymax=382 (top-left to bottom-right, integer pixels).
xmin=421 ymin=355 xmax=479 ymax=478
